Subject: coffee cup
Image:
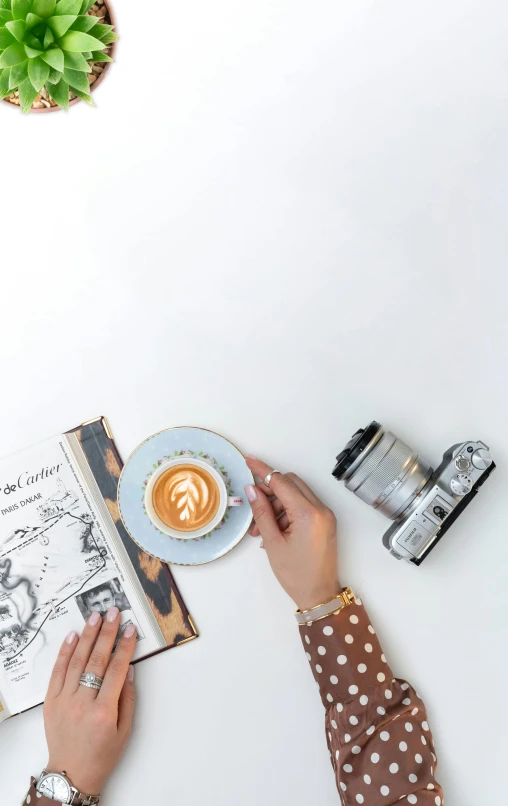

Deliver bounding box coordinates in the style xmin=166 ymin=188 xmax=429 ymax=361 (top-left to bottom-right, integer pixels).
xmin=144 ymin=457 xmax=243 ymax=538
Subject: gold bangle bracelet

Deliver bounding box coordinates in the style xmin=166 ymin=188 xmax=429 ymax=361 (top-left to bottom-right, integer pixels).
xmin=295 ymin=587 xmax=355 ymax=627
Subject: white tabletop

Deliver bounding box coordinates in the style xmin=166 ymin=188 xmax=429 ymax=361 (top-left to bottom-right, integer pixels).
xmin=1 ymin=1 xmax=507 ymax=804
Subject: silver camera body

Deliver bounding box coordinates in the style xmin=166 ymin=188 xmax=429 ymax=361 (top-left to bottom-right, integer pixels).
xmin=332 ymin=422 xmax=495 ymax=565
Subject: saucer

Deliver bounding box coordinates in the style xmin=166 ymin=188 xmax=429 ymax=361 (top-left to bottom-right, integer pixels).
xmin=118 ymin=427 xmax=254 ymax=565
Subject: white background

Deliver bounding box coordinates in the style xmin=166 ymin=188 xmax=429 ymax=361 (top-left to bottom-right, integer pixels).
xmin=1 ymin=1 xmax=507 ymax=804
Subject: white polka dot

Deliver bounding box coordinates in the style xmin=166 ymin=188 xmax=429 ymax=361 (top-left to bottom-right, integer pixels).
xmin=398 ymin=740 xmax=407 ymax=751
xmin=349 ymin=684 xmax=359 ymax=695
xmin=377 ymin=706 xmax=386 ymax=715
xmin=356 ymin=795 xmax=364 ymax=804
xmin=431 ymin=752 xmax=437 ymax=762
xmin=405 ymin=723 xmax=413 ymax=733
xmin=421 ymin=736 xmax=427 ymax=745
xmin=323 ymin=626 xmax=334 ymax=636
xmin=338 ymin=655 xmax=347 ymax=665
xmin=318 ymin=646 xmax=326 ymax=656
xmin=377 ymin=672 xmax=386 ymax=682
xmin=435 ymin=798 xmax=441 ymax=806
xmin=380 ymin=785 xmax=390 ymax=796
xmin=381 ymin=653 xmax=387 ymax=663
xmin=427 ymin=783 xmax=435 ymax=790
xmin=358 ymin=663 xmax=367 ymax=673
xmin=401 ymin=683 xmax=409 ymax=690
xmin=389 ymin=763 xmax=399 ymax=773
xmin=331 ymin=720 xmax=337 ymax=729
xmin=337 ymin=702 xmax=343 ymax=712
xmin=349 ymin=715 xmax=359 ymax=725
xmin=364 ymin=643 xmax=373 ymax=653
xmin=385 ymin=689 xmax=393 ymax=699
xmin=345 ymin=634 xmax=354 ymax=644
xmin=409 ymin=774 xmax=418 ymax=783
xmin=352 ymin=745 xmax=361 ymax=754
xmin=305 ymin=652 xmax=311 ymax=661
xmin=343 ymin=764 xmax=353 ymax=773
xmin=422 ymin=720 xmax=429 ymax=731
xmin=36 ymin=793 xmax=42 ymax=799
xmin=315 ymin=664 xmax=322 ymax=673
xmin=380 ymin=731 xmax=390 ymax=742
xmin=340 ymin=782 xmax=347 ymax=791
xmin=371 ymin=752 xmax=380 ymax=763
xmin=330 ymin=675 xmax=338 ymax=684
xmin=350 ymin=614 xmax=359 ymax=624
xmin=415 ymin=753 xmax=423 ymax=763
xmin=344 ymin=733 xmax=351 ymax=742
xmin=305 ymin=635 xmax=310 ymax=644
xmin=27 ymin=798 xmax=31 ymax=805
xmin=408 ymin=796 xmax=418 ymax=804
xmin=366 ymin=725 xmax=375 ymax=735
xmin=355 ymin=596 xmax=363 ymax=605
xmin=328 ymin=732 xmax=332 ymax=742
xmin=327 ymin=694 xmax=333 ymax=703
xmin=335 ymin=749 xmax=340 ymax=759
xmin=411 ymin=707 xmax=419 ymax=715
xmin=360 ymin=695 xmax=369 ymax=706
xmin=364 ymin=774 xmax=371 ymax=784
xmin=368 ymin=624 xmax=376 ymax=634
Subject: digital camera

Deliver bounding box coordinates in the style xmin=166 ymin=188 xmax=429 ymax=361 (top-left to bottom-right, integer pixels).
xmin=332 ymin=422 xmax=495 ymax=565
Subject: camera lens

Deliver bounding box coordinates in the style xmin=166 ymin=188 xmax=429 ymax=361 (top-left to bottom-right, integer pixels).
xmin=332 ymin=422 xmax=434 ymax=520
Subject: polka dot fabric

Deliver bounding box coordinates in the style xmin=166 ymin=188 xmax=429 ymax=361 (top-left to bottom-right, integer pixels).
xmin=24 ymin=779 xmax=52 ymax=805
xmin=300 ymin=600 xmax=444 ymax=805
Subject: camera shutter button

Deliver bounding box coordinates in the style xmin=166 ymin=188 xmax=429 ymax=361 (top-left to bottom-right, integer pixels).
xmin=455 ymin=455 xmax=471 ymax=472
xmin=471 ymin=448 xmax=492 ymax=470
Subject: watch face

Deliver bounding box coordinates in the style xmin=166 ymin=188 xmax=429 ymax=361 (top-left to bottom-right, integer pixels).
xmin=39 ymin=775 xmax=71 ymax=802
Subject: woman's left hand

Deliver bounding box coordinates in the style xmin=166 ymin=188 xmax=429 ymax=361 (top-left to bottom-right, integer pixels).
xmin=43 ymin=607 xmax=136 ymax=796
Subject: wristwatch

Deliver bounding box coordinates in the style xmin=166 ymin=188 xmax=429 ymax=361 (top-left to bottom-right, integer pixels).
xmin=36 ymin=770 xmax=100 ymax=805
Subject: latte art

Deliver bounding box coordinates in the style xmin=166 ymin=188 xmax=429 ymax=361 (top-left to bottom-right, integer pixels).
xmin=152 ymin=463 xmax=221 ymax=532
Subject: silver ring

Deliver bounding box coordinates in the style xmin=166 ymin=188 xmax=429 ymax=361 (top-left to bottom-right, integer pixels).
xmin=264 ymin=470 xmax=282 ymax=487
xmin=79 ymin=672 xmax=103 ymax=691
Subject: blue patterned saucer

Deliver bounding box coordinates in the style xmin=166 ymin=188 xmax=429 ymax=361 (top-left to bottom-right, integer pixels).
xmin=118 ymin=427 xmax=254 ymax=565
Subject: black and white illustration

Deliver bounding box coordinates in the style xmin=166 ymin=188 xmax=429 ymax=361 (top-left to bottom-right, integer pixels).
xmin=75 ymin=578 xmax=144 ymax=644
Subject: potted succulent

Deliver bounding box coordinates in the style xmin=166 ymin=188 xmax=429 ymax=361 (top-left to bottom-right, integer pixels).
xmin=0 ymin=0 xmax=117 ymax=112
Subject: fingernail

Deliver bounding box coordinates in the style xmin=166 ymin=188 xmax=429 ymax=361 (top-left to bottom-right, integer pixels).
xmin=88 ymin=611 xmax=101 ymax=626
xmin=124 ymin=623 xmax=136 ymax=638
xmin=66 ymin=631 xmax=77 ymax=644
xmin=245 ymin=454 xmax=258 ymax=460
xmin=128 ymin=665 xmax=134 ymax=682
xmin=106 ymin=606 xmax=119 ymax=623
xmin=245 ymin=484 xmax=257 ymax=502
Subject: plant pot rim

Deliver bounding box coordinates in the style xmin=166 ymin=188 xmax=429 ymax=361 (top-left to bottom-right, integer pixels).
xmin=1 ymin=0 xmax=117 ymax=114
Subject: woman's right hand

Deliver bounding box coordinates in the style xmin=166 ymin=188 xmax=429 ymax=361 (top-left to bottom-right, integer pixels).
xmin=244 ymin=457 xmax=340 ymax=612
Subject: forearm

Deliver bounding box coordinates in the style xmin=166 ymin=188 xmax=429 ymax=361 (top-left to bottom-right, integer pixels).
xmin=301 ymin=595 xmax=443 ymax=804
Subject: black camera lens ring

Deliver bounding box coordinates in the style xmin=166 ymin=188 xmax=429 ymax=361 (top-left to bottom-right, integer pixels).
xmin=332 ymin=421 xmax=382 ymax=480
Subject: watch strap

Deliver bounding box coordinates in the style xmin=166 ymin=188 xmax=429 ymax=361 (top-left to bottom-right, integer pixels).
xmin=295 ymin=587 xmax=355 ymax=626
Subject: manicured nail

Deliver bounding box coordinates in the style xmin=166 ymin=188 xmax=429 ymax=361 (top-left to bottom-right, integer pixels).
xmin=124 ymin=623 xmax=136 ymax=638
xmin=88 ymin=611 xmax=101 ymax=626
xmin=66 ymin=631 xmax=77 ymax=644
xmin=245 ymin=454 xmax=258 ymax=460
xmin=106 ymin=606 xmax=119 ymax=623
xmin=128 ymin=665 xmax=134 ymax=682
xmin=245 ymin=484 xmax=257 ymax=502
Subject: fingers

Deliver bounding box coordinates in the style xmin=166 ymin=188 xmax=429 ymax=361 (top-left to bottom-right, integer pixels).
xmin=244 ymin=484 xmax=283 ymax=545
xmin=245 ymin=456 xmax=323 ymax=510
xmin=118 ymin=665 xmax=135 ymax=736
xmin=79 ymin=607 xmax=121 ymax=697
xmin=46 ymin=630 xmax=78 ymax=699
xmin=64 ymin=611 xmax=104 ymax=691
xmin=98 ymin=623 xmax=137 ymax=705
xmin=285 ymin=472 xmax=324 ymax=508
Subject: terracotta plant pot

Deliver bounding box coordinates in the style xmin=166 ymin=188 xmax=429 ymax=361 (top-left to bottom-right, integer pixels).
xmin=2 ymin=0 xmax=117 ymax=114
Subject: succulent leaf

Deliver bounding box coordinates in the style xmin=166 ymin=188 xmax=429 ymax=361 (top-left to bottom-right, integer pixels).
xmin=19 ymin=76 xmax=39 ymax=110
xmin=1 ymin=0 xmax=116 ymax=111
xmin=48 ymin=13 xmax=76 ymax=37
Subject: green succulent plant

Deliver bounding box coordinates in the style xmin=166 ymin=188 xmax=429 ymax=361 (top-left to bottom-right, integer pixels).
xmin=0 ymin=0 xmax=118 ymax=111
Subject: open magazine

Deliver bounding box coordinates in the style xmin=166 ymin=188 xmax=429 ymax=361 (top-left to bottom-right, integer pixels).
xmin=0 ymin=418 xmax=197 ymax=722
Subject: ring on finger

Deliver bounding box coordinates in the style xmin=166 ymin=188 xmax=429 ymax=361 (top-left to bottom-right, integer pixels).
xmin=79 ymin=672 xmax=103 ymax=691
xmin=264 ymin=470 xmax=282 ymax=487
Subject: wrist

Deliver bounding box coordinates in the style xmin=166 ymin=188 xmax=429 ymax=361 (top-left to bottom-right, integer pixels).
xmin=45 ymin=762 xmax=102 ymax=798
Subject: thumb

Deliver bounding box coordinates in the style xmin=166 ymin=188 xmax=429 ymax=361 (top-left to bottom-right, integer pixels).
xmin=245 ymin=484 xmax=282 ymax=545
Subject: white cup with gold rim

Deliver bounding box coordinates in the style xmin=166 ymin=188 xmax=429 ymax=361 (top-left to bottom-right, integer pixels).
xmin=144 ymin=457 xmax=244 ymax=539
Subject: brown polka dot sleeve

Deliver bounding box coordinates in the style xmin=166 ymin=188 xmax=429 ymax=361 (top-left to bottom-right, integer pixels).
xmin=301 ymin=596 xmax=444 ymax=805
xmin=23 ymin=777 xmax=52 ymax=805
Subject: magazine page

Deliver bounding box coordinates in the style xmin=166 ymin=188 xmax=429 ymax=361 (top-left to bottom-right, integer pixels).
xmin=0 ymin=435 xmax=165 ymax=718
